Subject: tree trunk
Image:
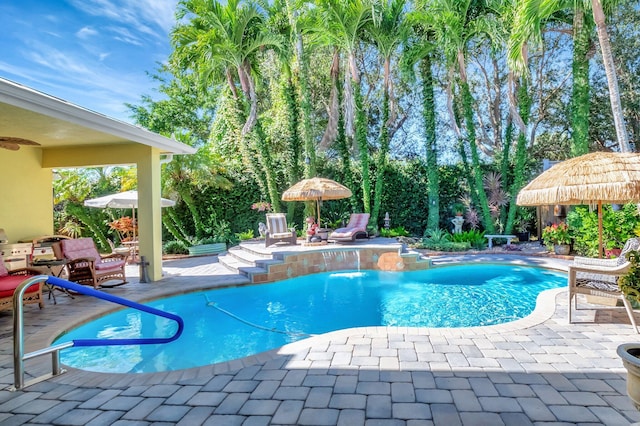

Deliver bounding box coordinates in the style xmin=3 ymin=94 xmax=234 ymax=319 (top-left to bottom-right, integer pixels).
xmin=355 ymin=83 xmax=370 ymax=214
xmin=421 ymin=56 xmax=440 ymax=231
xmin=571 ymin=9 xmax=592 ymax=157
xmin=591 ymin=0 xmax=631 ymax=152
xmin=371 ymin=58 xmax=391 ymax=230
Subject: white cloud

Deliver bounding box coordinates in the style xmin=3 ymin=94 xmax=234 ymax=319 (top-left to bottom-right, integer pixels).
xmin=77 ymin=26 xmax=98 ymax=39
xmin=68 ymin=0 xmax=177 ymax=40
xmin=107 ymin=26 xmax=143 ymax=47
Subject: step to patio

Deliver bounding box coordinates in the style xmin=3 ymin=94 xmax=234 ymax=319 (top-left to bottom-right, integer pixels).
xmin=218 ymin=245 xmax=283 ymax=281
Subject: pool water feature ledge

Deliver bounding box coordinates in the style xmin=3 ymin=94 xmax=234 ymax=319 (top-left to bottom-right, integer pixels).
xmin=218 ymin=239 xmax=432 ymax=283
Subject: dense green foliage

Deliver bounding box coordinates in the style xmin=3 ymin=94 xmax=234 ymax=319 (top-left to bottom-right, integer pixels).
xmin=567 ymin=203 xmax=639 ymax=257
xmin=52 ymin=0 xmax=640 ymax=255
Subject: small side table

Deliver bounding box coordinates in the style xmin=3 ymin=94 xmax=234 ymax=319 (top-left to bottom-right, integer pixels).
xmin=31 ymin=259 xmax=73 ymax=304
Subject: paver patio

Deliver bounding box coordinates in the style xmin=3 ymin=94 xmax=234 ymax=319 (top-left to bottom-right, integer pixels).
xmin=1 ymin=244 xmax=639 ymax=425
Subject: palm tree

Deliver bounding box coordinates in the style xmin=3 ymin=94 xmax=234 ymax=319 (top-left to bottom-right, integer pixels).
xmin=406 ymin=0 xmax=441 ymax=231
xmin=366 ymin=0 xmax=408 ymax=229
xmin=509 ymin=0 xmax=630 ymax=152
xmin=171 ymin=0 xmax=283 ymax=211
xmin=312 ymin=0 xmax=373 ymax=213
xmin=430 ymin=0 xmax=497 ymax=233
xmin=285 ymin=0 xmax=317 ymax=178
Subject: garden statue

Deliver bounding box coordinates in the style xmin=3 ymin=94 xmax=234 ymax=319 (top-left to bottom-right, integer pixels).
xmin=451 ymin=215 xmax=464 ymax=234
xmin=258 ymin=222 xmax=267 ymax=238
xmin=306 ymin=217 xmax=319 ymax=242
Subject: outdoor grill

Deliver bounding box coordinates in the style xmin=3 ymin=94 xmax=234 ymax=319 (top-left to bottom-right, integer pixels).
xmin=0 ymin=228 xmax=33 ymax=271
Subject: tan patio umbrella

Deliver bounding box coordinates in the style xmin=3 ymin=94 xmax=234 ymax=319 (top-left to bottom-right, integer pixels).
xmin=281 ymin=177 xmax=352 ymax=227
xmin=517 ymin=152 xmax=640 ymax=257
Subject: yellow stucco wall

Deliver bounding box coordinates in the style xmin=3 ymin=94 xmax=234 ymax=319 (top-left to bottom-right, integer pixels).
xmin=0 ymin=149 xmax=53 ymax=242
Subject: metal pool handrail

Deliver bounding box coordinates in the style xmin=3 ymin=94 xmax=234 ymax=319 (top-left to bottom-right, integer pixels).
xmin=11 ymin=275 xmax=184 ymax=390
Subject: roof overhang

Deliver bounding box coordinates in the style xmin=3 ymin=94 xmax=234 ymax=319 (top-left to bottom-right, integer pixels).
xmin=0 ymin=77 xmax=196 ymax=155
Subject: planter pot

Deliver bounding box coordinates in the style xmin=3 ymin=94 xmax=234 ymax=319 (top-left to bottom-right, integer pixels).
xmin=553 ymin=244 xmax=570 ymax=255
xmin=515 ymin=231 xmax=530 ymax=242
xmin=605 ymin=248 xmax=622 ymax=258
xmin=617 ymin=343 xmax=640 ymax=410
xmin=188 ymin=243 xmax=226 ymax=256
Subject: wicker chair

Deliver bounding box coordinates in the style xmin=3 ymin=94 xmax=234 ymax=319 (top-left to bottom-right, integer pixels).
xmin=60 ymin=238 xmax=127 ymax=289
xmin=0 ymin=255 xmax=44 ymax=312
xmin=265 ymin=213 xmax=297 ymax=247
xmin=568 ymin=237 xmax=640 ymax=333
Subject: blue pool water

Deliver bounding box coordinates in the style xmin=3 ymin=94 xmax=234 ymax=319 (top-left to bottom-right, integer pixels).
xmin=55 ymin=264 xmax=565 ymax=373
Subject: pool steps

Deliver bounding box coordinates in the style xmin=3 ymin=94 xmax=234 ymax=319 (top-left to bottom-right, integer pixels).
xmin=218 ymin=240 xmax=432 ymax=284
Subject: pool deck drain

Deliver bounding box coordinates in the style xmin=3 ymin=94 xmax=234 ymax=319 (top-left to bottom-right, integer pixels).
xmin=1 ymin=243 xmax=640 ymax=425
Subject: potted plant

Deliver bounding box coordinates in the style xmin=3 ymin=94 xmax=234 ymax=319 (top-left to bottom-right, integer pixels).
xmin=617 ymin=250 xmax=640 ymax=410
xmin=514 ymin=209 xmax=534 ymax=242
xmin=542 ymin=222 xmax=572 ymax=255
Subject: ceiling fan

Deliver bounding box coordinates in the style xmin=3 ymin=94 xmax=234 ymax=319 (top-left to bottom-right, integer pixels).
xmin=0 ymin=137 xmax=41 ymax=151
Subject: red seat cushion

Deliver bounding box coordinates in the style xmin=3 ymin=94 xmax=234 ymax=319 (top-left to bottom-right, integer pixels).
xmin=0 ymin=275 xmax=39 ymax=298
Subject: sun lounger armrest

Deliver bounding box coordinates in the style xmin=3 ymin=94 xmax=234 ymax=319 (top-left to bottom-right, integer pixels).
xmin=101 ymin=253 xmax=127 ymax=262
xmin=573 ymin=256 xmax=619 ymax=267
xmin=568 ymin=262 xmax=630 ymax=276
xmin=66 ymin=257 xmax=96 ymax=269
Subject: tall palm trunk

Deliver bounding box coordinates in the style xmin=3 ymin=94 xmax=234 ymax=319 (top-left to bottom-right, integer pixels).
xmin=571 ymin=9 xmax=593 ymax=157
xmin=287 ymin=5 xmax=317 ymax=176
xmin=591 ymin=0 xmax=630 ymax=152
xmin=331 ymin=52 xmax=358 ymax=212
xmin=355 ymin=83 xmax=371 ymax=214
xmin=505 ymin=77 xmax=532 ymax=234
xmin=458 ymin=50 xmax=494 ymax=233
xmin=371 ymin=59 xmax=392 ymax=229
xmin=282 ymin=68 xmax=302 ymax=219
xmin=421 ymin=56 xmax=440 ymax=231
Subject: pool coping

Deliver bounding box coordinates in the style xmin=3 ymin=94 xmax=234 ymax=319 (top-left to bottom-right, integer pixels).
xmin=21 ymin=255 xmax=572 ymax=386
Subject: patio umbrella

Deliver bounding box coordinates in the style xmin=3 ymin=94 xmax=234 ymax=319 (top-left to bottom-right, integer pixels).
xmin=84 ymin=190 xmax=176 ymax=241
xmin=281 ymin=177 xmax=352 ymax=227
xmin=516 ymin=152 xmax=640 ymax=257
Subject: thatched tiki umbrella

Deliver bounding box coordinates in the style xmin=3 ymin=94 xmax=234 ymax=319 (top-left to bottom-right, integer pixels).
xmin=282 ymin=178 xmax=352 ymax=227
xmin=517 ymin=152 xmax=640 ymax=258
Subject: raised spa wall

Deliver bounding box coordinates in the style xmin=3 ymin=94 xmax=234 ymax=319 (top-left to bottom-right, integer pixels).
xmin=249 ymin=247 xmax=432 ymax=284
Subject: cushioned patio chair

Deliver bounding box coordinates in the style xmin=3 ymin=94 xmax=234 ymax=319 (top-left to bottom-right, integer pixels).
xmin=568 ymin=237 xmax=640 ymax=333
xmin=60 ymin=237 xmax=127 ymax=289
xmin=0 ymin=254 xmax=44 ymax=312
xmin=329 ymin=213 xmax=370 ymax=242
xmin=265 ymin=213 xmax=297 ymax=247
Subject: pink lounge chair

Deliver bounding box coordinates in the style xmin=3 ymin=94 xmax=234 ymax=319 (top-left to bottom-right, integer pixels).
xmin=329 ymin=213 xmax=370 ymax=242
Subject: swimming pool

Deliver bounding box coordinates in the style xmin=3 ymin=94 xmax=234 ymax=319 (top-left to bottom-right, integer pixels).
xmin=55 ymin=264 xmax=565 ymax=373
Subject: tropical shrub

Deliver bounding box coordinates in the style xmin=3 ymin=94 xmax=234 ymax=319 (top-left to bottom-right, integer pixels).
xmin=542 ymin=222 xmax=572 ymax=250
xmin=380 ymin=226 xmax=410 ymax=238
xmin=236 ymin=230 xmax=255 ymax=240
xmin=450 ymin=230 xmax=487 ymax=250
xmin=567 ymin=204 xmax=638 ymax=256
xmin=163 ymin=240 xmax=189 ymax=255
xmin=415 ymin=228 xmax=470 ymax=251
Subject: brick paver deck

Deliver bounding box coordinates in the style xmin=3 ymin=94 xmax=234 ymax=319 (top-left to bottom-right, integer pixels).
xmin=1 ymin=245 xmax=639 ymax=425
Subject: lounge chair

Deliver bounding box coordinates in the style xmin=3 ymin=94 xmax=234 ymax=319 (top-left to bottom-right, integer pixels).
xmin=60 ymin=238 xmax=127 ymax=289
xmin=568 ymin=237 xmax=640 ymax=333
xmin=265 ymin=213 xmax=297 ymax=247
xmin=329 ymin=213 xmax=370 ymax=242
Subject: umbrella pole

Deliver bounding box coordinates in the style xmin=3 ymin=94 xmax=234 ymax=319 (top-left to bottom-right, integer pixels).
xmin=598 ymin=200 xmax=603 ymax=258
xmin=316 ymin=199 xmax=321 ymax=228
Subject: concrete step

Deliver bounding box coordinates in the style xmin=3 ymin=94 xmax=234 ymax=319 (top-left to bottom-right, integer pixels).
xmin=219 ymin=245 xmax=283 ymax=281
xmin=227 ymin=246 xmax=270 ymax=265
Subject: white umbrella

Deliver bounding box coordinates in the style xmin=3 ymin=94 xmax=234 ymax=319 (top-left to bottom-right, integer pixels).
xmin=84 ymin=190 xmax=176 ymax=242
xmin=84 ymin=190 xmax=176 ymax=209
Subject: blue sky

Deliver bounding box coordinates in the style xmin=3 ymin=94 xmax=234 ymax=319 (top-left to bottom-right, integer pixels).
xmin=0 ymin=0 xmax=178 ymax=123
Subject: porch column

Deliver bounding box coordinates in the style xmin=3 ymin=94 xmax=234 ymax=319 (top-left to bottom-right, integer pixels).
xmin=137 ymin=148 xmax=163 ymax=282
